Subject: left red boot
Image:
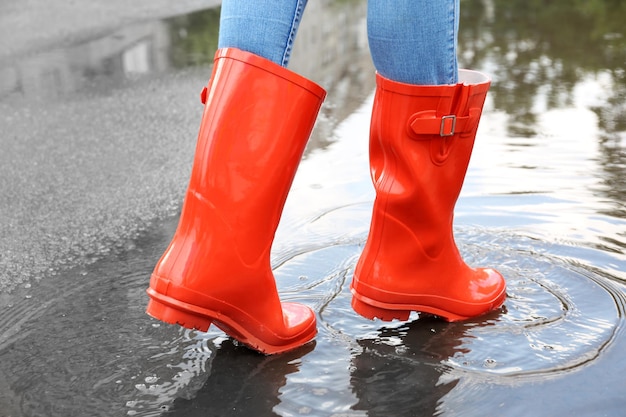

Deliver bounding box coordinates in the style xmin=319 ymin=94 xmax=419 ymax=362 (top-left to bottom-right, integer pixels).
xmin=351 ymin=70 xmax=506 ymax=322
xmin=146 ymin=48 xmax=326 ymax=354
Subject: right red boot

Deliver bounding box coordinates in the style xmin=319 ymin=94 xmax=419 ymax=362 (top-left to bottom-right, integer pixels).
xmin=351 ymin=71 xmax=506 ymax=322
xmin=146 ymin=48 xmax=326 ymax=354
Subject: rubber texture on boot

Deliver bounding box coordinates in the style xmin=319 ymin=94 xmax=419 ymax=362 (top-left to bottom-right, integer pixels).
xmin=351 ymin=286 xmax=506 ymax=322
xmin=145 ymin=48 xmax=325 ymax=355
xmin=351 ymin=70 xmax=506 ymax=323
xmin=147 ymin=288 xmax=317 ymax=355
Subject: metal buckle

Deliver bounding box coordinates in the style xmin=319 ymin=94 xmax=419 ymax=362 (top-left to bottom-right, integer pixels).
xmin=440 ymin=115 xmax=456 ymax=137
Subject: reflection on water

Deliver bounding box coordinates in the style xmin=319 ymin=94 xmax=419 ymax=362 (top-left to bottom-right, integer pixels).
xmin=350 ymin=318 xmax=462 ymax=417
xmin=1 ymin=0 xmax=626 ymax=416
xmin=461 ymin=0 xmax=626 ymax=139
xmin=0 ymin=20 xmax=173 ymax=102
xmin=167 ymin=8 xmax=220 ymax=69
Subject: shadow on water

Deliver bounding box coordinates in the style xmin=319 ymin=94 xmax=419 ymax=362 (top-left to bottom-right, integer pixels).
xmin=1 ymin=0 xmax=626 ymax=416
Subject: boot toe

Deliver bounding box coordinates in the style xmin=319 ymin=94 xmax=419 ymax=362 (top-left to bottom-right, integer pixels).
xmin=283 ymin=302 xmax=317 ymax=331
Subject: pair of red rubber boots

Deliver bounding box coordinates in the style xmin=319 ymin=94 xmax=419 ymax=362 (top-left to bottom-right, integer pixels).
xmin=146 ymin=48 xmax=506 ymax=354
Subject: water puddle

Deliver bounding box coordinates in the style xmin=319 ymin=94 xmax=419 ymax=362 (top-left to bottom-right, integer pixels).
xmin=1 ymin=1 xmax=626 ymax=416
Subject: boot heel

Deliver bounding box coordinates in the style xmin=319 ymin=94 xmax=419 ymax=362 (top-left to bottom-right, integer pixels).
xmin=351 ymin=297 xmax=410 ymax=322
xmin=146 ymin=298 xmax=212 ymax=332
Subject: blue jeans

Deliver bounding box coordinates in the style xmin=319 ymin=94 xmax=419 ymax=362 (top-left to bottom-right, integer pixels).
xmin=218 ymin=0 xmax=459 ymax=85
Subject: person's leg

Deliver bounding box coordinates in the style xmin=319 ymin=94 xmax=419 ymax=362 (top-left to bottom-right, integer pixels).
xmin=218 ymin=0 xmax=308 ymax=67
xmin=367 ymin=0 xmax=459 ymax=85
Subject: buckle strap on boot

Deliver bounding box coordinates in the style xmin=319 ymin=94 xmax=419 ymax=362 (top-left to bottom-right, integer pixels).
xmin=408 ymin=108 xmax=481 ymax=137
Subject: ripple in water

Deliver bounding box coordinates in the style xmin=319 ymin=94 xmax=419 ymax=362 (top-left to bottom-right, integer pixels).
xmin=322 ymin=231 xmax=625 ymax=375
xmin=442 ymin=232 xmax=626 ymax=379
xmin=1 ymin=202 xmax=624 ymax=416
xmin=296 ymin=218 xmax=626 ymax=415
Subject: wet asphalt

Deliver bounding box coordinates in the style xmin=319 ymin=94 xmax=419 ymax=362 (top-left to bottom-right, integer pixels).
xmin=3 ymin=2 xmax=626 ymax=416
xmin=0 ymin=0 xmax=221 ymax=295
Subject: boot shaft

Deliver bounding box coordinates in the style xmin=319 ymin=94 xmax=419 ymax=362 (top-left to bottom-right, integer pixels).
xmin=185 ymin=48 xmax=326 ymax=263
xmin=369 ymin=71 xmax=491 ymax=234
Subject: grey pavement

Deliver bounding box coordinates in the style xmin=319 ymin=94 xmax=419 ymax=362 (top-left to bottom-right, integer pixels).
xmin=0 ymin=1 xmax=221 ymax=293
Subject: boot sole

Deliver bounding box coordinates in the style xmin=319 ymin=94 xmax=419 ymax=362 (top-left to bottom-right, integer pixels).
xmin=146 ymin=288 xmax=316 ymax=355
xmin=351 ymin=289 xmax=506 ymax=323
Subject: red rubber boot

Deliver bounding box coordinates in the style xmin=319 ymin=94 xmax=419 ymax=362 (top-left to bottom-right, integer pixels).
xmin=146 ymin=48 xmax=326 ymax=354
xmin=351 ymin=70 xmax=506 ymax=322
